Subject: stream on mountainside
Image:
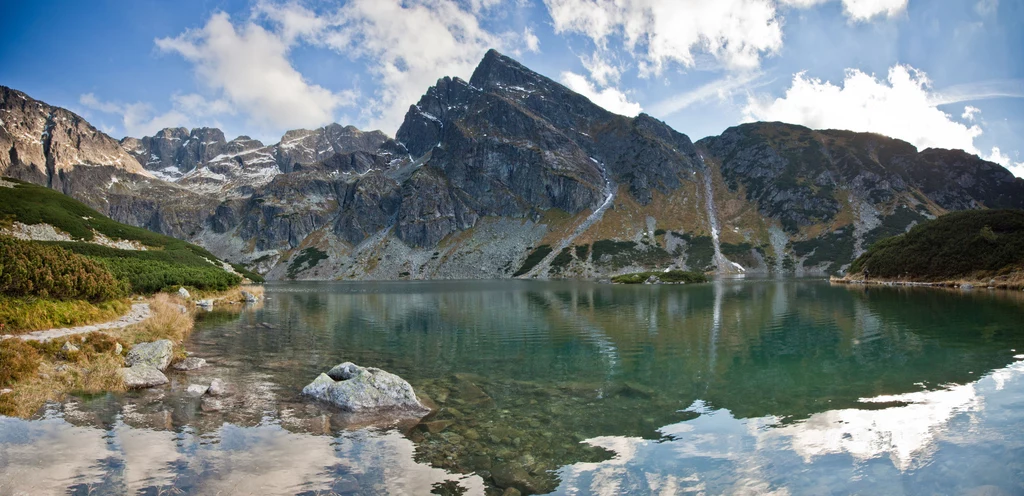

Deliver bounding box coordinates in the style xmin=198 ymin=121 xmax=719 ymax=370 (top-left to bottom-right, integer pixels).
xmin=2 ymin=279 xmax=1024 ymax=495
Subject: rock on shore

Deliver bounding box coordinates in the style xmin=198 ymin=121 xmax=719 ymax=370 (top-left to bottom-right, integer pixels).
xmin=126 ymin=339 xmax=174 ymax=371
xmin=302 ymin=362 xmax=428 ymax=414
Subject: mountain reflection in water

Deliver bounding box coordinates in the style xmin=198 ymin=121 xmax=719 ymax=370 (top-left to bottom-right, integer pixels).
xmin=1 ymin=280 xmax=1022 ymax=495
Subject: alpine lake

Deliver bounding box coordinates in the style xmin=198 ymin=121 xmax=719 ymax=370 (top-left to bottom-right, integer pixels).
xmin=2 ymin=279 xmax=1023 ymax=495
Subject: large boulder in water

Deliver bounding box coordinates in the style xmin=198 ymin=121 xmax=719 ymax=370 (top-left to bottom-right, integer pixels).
xmin=119 ymin=366 xmax=169 ymax=389
xmin=126 ymin=340 xmax=174 ymax=371
xmin=302 ymin=362 xmax=428 ymax=414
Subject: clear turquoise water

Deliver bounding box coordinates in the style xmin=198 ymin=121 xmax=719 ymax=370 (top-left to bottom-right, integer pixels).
xmin=1 ymin=279 xmax=1023 ymax=495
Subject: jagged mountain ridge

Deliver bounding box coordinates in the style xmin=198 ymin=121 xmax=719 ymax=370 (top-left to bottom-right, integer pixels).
xmin=2 ymin=49 xmax=1023 ymax=281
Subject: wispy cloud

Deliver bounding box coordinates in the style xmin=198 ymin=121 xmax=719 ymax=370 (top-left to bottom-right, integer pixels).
xmin=929 ymin=79 xmax=1024 ymax=106
xmin=649 ymin=72 xmax=765 ymax=117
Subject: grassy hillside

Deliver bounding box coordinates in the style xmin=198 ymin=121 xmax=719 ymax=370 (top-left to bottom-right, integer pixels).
xmin=0 ymin=178 xmax=242 ymax=293
xmin=849 ymin=209 xmax=1024 ymax=281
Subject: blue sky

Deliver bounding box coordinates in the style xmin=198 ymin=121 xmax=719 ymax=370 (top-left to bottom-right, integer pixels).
xmin=2 ymin=0 xmax=1022 ymax=174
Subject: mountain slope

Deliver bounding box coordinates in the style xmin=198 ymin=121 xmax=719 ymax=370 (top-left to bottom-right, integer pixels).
xmin=0 ymin=178 xmax=242 ymax=292
xmin=3 ymin=50 xmax=1023 ymax=281
xmin=846 ymin=209 xmax=1024 ymax=284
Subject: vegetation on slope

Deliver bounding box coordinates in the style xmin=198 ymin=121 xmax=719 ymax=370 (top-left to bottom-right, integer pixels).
xmin=849 ymin=209 xmax=1024 ymax=282
xmin=612 ymin=270 xmax=709 ymax=284
xmin=0 ymin=178 xmax=242 ymax=293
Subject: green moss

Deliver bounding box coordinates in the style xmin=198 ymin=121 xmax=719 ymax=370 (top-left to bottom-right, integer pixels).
xmin=592 ymin=239 xmax=674 ymax=270
xmin=288 ymin=248 xmax=328 ymax=279
xmin=513 ymin=245 xmax=552 ymax=277
xmin=611 ymin=270 xmax=709 ymax=284
xmin=792 ymin=230 xmax=855 ymax=274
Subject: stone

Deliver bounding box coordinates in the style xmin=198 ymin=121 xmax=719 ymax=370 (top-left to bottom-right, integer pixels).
xmin=201 ymin=397 xmax=224 ymax=412
xmin=114 ymin=343 xmax=123 ymax=355
xmin=417 ymin=420 xmax=454 ymax=434
xmin=327 ymin=362 xmax=361 ymax=381
xmin=208 ymin=378 xmax=226 ymax=396
xmin=61 ymin=341 xmax=79 ymax=353
xmin=302 ymin=363 xmax=429 ymax=414
xmin=186 ymin=384 xmax=209 ymax=396
xmin=173 ymin=357 xmax=207 ymax=371
xmin=961 ymin=283 xmax=975 ymax=290
xmin=490 ymin=463 xmax=544 ymax=494
xmin=196 ymin=299 xmax=214 ymax=309
xmin=242 ymin=291 xmax=259 ymax=302
xmin=178 ymin=287 xmax=190 ymax=299
xmin=0 ymin=388 xmax=12 ymax=396
xmin=125 ymin=340 xmax=174 ymax=371
xmin=119 ymin=366 xmax=169 ymax=389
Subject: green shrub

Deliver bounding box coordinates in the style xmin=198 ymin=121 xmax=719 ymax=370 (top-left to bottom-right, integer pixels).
xmin=47 ymin=241 xmax=240 ymax=293
xmin=231 ymin=263 xmax=266 ymax=283
xmin=0 ymin=236 xmax=127 ymax=302
xmin=612 ymin=270 xmax=708 ymax=284
xmin=288 ymin=248 xmax=329 ymax=279
xmin=850 ymin=209 xmax=1024 ymax=280
xmin=513 ymin=245 xmax=553 ymax=277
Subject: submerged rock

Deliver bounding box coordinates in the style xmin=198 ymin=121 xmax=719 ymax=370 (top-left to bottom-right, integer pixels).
xmin=186 ymin=384 xmax=209 ymax=396
xmin=119 ymin=366 xmax=169 ymax=389
xmin=126 ymin=340 xmax=174 ymax=371
xmin=302 ymin=362 xmax=428 ymax=414
xmin=208 ymin=378 xmax=227 ymax=396
xmin=173 ymin=357 xmax=207 ymax=371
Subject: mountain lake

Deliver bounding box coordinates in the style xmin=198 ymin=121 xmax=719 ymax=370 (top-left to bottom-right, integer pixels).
xmin=1 ymin=279 xmax=1023 ymax=495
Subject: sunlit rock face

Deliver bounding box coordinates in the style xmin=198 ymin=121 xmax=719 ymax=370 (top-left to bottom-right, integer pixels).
xmin=4 ymin=49 xmax=1024 ymax=281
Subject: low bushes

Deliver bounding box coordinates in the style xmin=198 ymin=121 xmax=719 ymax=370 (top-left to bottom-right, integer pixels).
xmin=612 ymin=270 xmax=708 ymax=284
xmin=0 ymin=236 xmax=127 ymax=302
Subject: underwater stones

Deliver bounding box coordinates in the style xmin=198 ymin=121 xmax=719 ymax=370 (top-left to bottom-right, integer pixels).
xmin=186 ymin=384 xmax=209 ymax=396
xmin=417 ymin=420 xmax=454 ymax=434
xmin=302 ymin=363 xmax=429 ymax=414
xmin=201 ymin=397 xmax=223 ymax=412
xmin=119 ymin=365 xmax=169 ymax=389
xmin=126 ymin=339 xmax=174 ymax=371
xmin=208 ymin=378 xmax=226 ymax=396
xmin=173 ymin=357 xmax=207 ymax=371
xmin=490 ymin=463 xmax=546 ymax=494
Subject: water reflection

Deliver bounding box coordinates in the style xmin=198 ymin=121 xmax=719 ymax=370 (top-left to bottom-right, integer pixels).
xmin=1 ymin=280 xmax=1023 ymax=495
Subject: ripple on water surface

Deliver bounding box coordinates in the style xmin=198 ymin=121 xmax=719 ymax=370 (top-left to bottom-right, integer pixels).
xmin=1 ymin=279 xmax=1023 ymax=495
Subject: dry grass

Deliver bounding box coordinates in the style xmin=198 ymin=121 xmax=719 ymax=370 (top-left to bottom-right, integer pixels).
xmin=203 ymin=284 xmax=264 ymax=306
xmin=0 ymin=292 xmax=203 ymax=418
xmin=0 ymin=332 xmax=127 ymax=417
xmin=0 ymin=297 xmax=130 ymax=334
xmin=115 ymin=293 xmax=194 ymax=345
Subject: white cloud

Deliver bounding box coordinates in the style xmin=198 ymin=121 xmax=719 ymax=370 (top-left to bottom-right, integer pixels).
xmin=79 ymin=94 xmax=192 ymax=137
xmin=523 ymin=27 xmax=540 ymax=53
xmin=744 ymin=65 xmax=983 ymax=153
xmin=544 ymin=0 xmax=784 ymax=74
xmin=962 ymin=105 xmax=980 ymax=122
xmin=315 ymin=0 xmax=508 ymax=132
xmin=560 ymin=71 xmax=642 ymax=116
xmin=649 ymin=72 xmax=763 ymax=117
xmin=985 ymin=147 xmax=1024 ymax=178
xmin=779 ymin=0 xmax=908 ymax=21
xmin=156 ymin=11 xmax=356 ymax=134
xmin=975 ymin=0 xmax=998 ymax=16
xmin=839 ymin=0 xmax=908 ymax=21
xmin=579 ymin=52 xmax=622 ymax=87
xmin=172 ymin=93 xmax=235 ymax=118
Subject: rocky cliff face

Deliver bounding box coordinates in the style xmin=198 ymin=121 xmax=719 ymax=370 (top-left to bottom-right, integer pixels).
xmin=1 ymin=86 xmax=147 ymax=184
xmin=4 ymin=51 xmax=1023 ymax=281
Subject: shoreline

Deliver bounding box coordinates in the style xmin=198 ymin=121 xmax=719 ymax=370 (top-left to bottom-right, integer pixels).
xmin=830 ymin=274 xmax=1024 ymax=291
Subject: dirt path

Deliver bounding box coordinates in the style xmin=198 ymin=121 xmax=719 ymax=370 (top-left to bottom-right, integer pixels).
xmin=0 ymin=303 xmax=151 ymax=342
